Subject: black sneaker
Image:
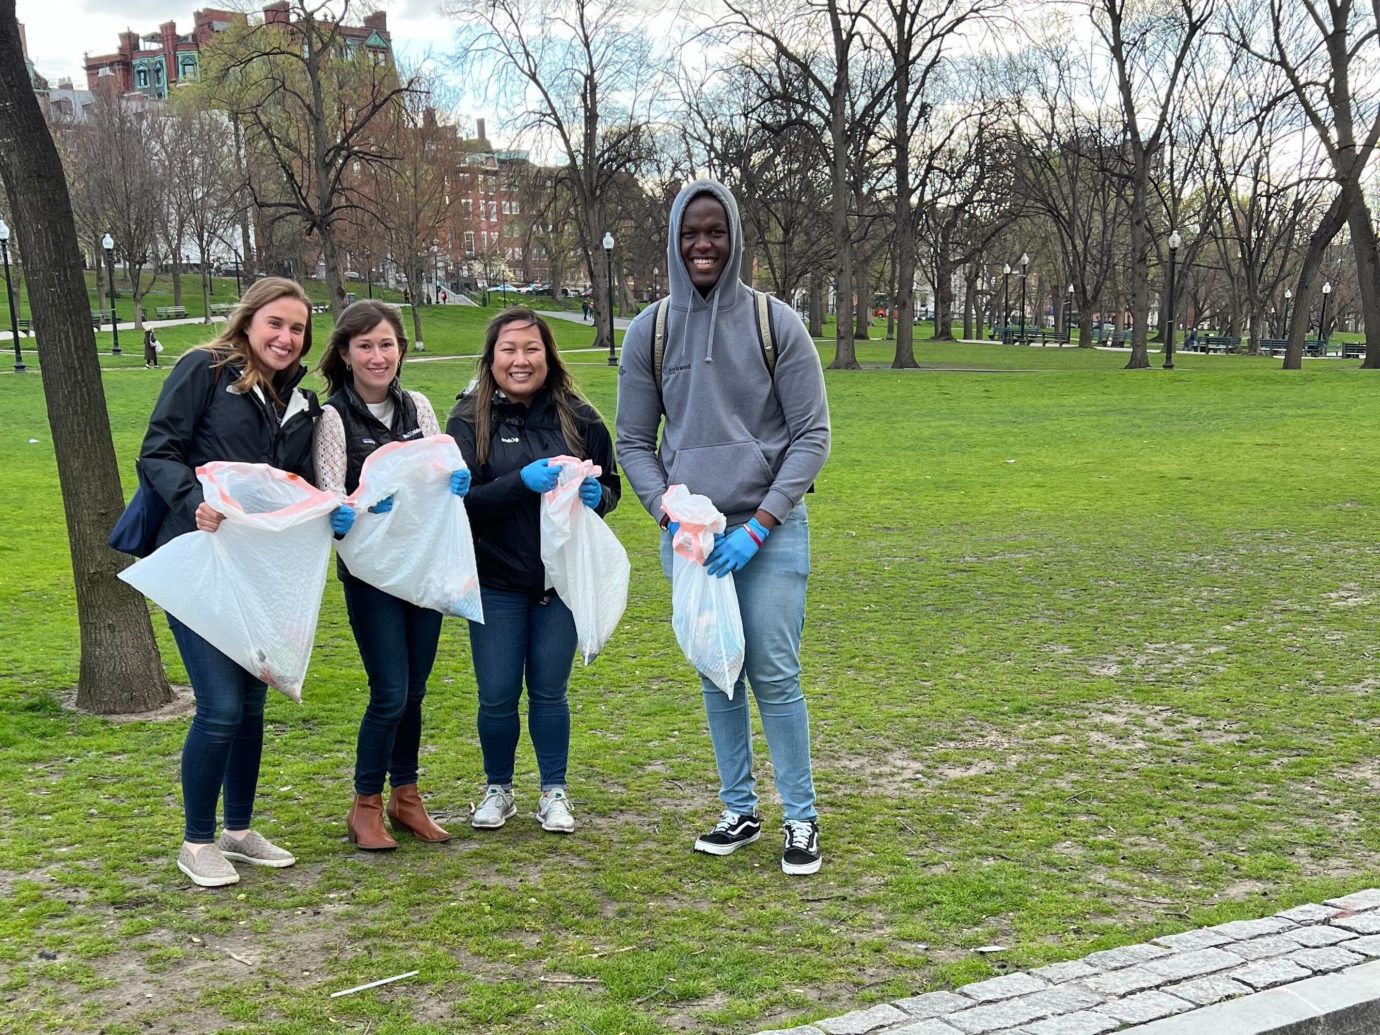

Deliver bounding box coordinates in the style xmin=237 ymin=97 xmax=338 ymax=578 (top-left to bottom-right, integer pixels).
xmin=781 ymin=819 xmax=821 ymax=875
xmin=693 ymin=810 xmax=761 ymax=856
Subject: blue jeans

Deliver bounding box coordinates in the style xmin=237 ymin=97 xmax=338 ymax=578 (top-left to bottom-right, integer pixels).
xmin=342 ymin=573 xmax=443 ymax=796
xmin=169 ymin=615 xmax=268 ymax=843
xmin=467 ymin=588 xmax=577 ymax=789
xmin=660 ymin=505 xmax=817 ymax=822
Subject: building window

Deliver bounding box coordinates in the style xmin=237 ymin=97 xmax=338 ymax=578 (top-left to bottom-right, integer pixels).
xmin=488 ymin=201 xmax=497 ymax=222
xmin=137 ymin=69 xmax=149 ymax=88
xmin=180 ymin=57 xmax=196 ymax=80
xmin=511 ymin=200 xmax=520 ymax=215
xmin=462 ymin=198 xmax=472 ymax=217
xmin=464 ymin=231 xmax=475 ymax=255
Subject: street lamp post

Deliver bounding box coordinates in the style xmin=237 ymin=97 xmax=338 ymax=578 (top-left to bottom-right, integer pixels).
xmin=0 ymin=219 xmax=23 ymax=373
xmin=101 ymin=232 xmax=120 ymax=355
xmin=1282 ymin=287 xmax=1292 ymax=337
xmin=1001 ymin=263 xmax=1011 ymax=343
xmin=1319 ymin=281 xmax=1332 ymax=352
xmin=1164 ymin=228 xmax=1181 ymax=370
xmin=603 ymin=231 xmax=617 ymax=366
xmin=1018 ymin=252 xmax=1029 ymax=344
xmin=1064 ymin=283 xmax=1074 ymax=345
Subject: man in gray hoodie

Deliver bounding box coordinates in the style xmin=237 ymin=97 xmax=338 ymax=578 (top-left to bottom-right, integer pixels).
xmin=616 ymin=179 xmax=831 ymax=875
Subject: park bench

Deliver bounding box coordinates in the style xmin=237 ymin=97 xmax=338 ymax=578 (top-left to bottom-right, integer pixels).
xmin=1198 ymin=334 xmax=1240 ymax=353
xmin=1258 ymin=338 xmax=1286 ymax=356
xmin=154 ymin=305 xmax=188 ymax=320
xmin=209 ymin=303 xmax=234 ymax=317
xmin=1025 ymin=328 xmax=1069 ymax=346
xmin=15 ymin=318 xmax=32 ymax=336
xmin=91 ymin=308 xmax=116 ymax=328
xmin=1341 ymin=342 xmax=1364 ymax=359
xmin=1090 ymin=328 xmax=1132 ymax=346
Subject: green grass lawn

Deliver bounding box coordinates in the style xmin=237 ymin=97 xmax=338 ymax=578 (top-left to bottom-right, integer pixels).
xmin=1 ymin=318 xmax=1378 ymax=1033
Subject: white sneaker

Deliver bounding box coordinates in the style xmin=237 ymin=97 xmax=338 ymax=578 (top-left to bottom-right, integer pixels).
xmin=177 ymin=843 xmax=240 ymax=888
xmin=472 ymin=785 xmax=516 ymax=829
xmin=536 ymin=788 xmax=575 ymax=834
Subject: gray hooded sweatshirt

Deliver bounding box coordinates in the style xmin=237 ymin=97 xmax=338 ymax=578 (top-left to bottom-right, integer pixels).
xmin=615 ymin=179 xmax=831 ymax=527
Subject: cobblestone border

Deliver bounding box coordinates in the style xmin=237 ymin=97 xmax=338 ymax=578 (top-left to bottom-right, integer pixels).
xmin=752 ymin=889 xmax=1380 ymax=1035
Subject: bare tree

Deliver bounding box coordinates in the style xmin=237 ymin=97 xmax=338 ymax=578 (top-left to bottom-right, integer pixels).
xmin=199 ymin=0 xmax=414 ymax=319
xmin=1093 ymin=0 xmax=1214 ymax=368
xmin=447 ymin=0 xmax=668 ymax=352
xmin=720 ymin=0 xmax=894 ymax=369
xmin=1226 ymin=0 xmax=1380 ymax=368
xmin=0 ymin=3 xmax=172 ymax=713
xmin=161 ymin=99 xmax=240 ymax=320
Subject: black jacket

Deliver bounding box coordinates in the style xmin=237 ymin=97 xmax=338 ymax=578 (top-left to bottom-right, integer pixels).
xmin=138 ymin=349 xmax=320 ymax=548
xmin=446 ymin=386 xmax=619 ymax=596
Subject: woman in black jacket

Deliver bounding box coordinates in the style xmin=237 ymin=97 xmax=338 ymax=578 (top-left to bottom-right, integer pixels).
xmin=313 ymin=299 xmax=469 ymax=852
xmin=138 ymin=276 xmax=343 ymax=888
xmin=446 ymin=308 xmax=619 ymax=835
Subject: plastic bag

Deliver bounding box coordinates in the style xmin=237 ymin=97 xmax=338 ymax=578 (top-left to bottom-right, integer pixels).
xmin=118 ymin=462 xmax=339 ymax=702
xmin=336 ymin=435 xmax=483 ymax=622
xmin=540 ymin=455 xmax=629 ymax=663
xmin=661 ymin=484 xmax=745 ymax=697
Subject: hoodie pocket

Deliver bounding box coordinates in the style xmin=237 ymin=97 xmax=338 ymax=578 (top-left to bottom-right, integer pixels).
xmin=666 ymin=441 xmax=775 ymax=512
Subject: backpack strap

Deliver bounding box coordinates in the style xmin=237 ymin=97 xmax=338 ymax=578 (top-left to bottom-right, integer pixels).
xmin=753 ymin=289 xmax=777 ymax=378
xmin=652 ymin=297 xmax=669 ymax=394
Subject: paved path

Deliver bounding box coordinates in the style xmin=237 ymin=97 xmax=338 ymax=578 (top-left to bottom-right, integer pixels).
xmin=753 ymin=888 xmax=1380 ymax=1035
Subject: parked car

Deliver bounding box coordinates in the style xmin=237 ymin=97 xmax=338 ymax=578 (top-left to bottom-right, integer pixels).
xmin=344 ymin=270 xmax=361 ymax=281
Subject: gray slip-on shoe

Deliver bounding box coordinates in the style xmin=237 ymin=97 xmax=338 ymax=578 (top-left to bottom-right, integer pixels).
xmin=177 ymin=843 xmax=240 ymax=888
xmin=216 ymin=830 xmax=296 ymax=868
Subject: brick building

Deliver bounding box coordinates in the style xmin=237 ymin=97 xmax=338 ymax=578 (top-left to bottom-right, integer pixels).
xmin=82 ymin=4 xmax=391 ymax=101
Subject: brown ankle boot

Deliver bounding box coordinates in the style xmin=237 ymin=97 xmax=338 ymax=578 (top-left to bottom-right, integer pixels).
xmin=346 ymin=793 xmax=397 ymax=851
xmin=387 ymin=784 xmax=452 ymax=843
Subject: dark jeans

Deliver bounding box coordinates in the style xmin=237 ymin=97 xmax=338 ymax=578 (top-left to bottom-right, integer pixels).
xmin=467 ymin=587 xmax=577 ymax=789
xmin=342 ymin=573 xmax=443 ymax=796
xmin=169 ymin=615 xmax=267 ymax=843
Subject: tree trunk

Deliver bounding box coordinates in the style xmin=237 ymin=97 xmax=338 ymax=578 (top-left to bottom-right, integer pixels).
xmin=808 ymin=275 xmax=823 ymax=337
xmin=1284 ymin=194 xmax=1346 ymax=369
xmin=1343 ymin=183 xmax=1380 ymax=368
xmin=1124 ymin=167 xmax=1151 ymax=369
xmin=828 ymin=54 xmax=858 ymax=368
xmin=933 ymin=242 xmax=956 ymax=341
xmin=0 ymin=8 xmax=172 ymax=713
xmin=171 ymin=264 xmax=183 ymax=307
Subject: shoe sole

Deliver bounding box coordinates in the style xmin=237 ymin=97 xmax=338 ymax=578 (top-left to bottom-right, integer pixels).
xmin=220 ymin=850 xmax=296 ymax=868
xmin=471 ymin=804 xmax=517 ymax=829
xmin=178 ymin=859 xmax=240 ymax=887
xmin=538 ymin=815 xmax=576 ymax=834
xmin=693 ymin=830 xmax=761 ymax=856
xmin=781 ymin=855 xmax=822 ymax=876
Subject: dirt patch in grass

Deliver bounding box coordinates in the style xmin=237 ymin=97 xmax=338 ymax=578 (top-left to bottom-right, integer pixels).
xmin=58 ymin=684 xmax=196 ymax=722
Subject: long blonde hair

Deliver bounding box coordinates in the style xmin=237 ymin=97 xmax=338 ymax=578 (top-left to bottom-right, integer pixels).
xmin=189 ymin=277 xmax=314 ymax=401
xmin=462 ymin=307 xmax=595 ymax=465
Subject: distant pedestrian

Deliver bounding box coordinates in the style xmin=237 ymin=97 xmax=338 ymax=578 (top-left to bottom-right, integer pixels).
xmin=439 ymin=289 xmax=447 ymax=305
xmin=143 ymin=328 xmax=161 ymax=369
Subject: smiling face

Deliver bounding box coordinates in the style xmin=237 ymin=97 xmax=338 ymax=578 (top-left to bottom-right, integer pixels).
xmin=680 ymin=193 xmax=731 ymax=293
xmin=344 ymin=319 xmax=401 ymax=402
xmin=246 ymin=297 xmax=310 ymax=373
xmin=491 ymin=319 xmax=549 ymax=404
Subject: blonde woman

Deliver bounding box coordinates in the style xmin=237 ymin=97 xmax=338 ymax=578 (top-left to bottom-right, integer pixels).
xmin=137 ymin=277 xmax=345 ymax=887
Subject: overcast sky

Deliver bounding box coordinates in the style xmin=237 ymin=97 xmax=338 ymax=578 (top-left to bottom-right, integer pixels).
xmin=19 ymin=0 xmax=461 ymax=95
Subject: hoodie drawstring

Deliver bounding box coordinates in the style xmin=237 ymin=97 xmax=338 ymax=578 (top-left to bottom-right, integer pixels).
xmin=704 ymin=288 xmax=722 ymax=365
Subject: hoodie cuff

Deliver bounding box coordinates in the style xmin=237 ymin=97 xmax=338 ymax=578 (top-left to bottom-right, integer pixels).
xmin=760 ymin=489 xmax=795 ymax=526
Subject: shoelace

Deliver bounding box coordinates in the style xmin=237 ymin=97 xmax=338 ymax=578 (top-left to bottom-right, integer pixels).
xmin=784 ymin=821 xmax=815 ymax=851
xmin=712 ymin=811 xmax=744 ymax=833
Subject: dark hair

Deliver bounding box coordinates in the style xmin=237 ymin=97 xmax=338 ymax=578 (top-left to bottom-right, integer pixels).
xmin=318 ymin=299 xmax=409 ymax=397
xmin=186 ymin=276 xmax=313 ymax=402
xmin=464 ymin=306 xmax=597 ymax=465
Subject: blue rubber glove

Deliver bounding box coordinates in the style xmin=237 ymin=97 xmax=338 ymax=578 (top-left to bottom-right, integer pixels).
xmin=520 ymin=458 xmax=560 ymax=494
xmin=368 ymin=495 xmax=394 ymax=514
xmin=705 ymin=518 xmax=770 ymax=577
xmin=578 ymin=476 xmax=602 ymax=509
xmin=664 ymin=520 xmax=680 ymax=538
xmin=331 ymin=504 xmax=356 ymax=537
xmin=451 ymin=469 xmax=471 ymax=497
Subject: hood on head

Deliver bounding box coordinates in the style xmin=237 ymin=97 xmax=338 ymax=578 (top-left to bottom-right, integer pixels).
xmin=667 ymin=179 xmax=743 ymax=306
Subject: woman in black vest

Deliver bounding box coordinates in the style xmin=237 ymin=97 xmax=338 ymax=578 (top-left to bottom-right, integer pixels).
xmin=314 ymin=300 xmax=469 ymax=851
xmin=446 ymin=308 xmax=619 ymax=835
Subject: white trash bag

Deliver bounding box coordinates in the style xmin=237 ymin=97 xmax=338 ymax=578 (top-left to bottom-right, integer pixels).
xmin=119 ymin=461 xmax=339 ymax=702
xmin=540 ymin=455 xmax=629 ymax=664
xmin=661 ymin=484 xmax=745 ymax=697
xmin=336 ymin=435 xmax=483 ymax=622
